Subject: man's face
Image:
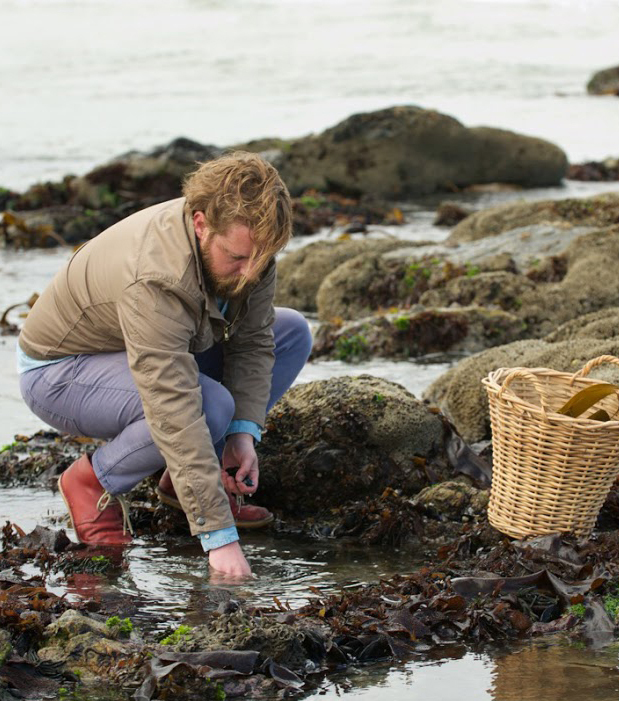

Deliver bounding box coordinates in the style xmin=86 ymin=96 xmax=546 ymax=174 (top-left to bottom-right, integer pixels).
xmin=194 ymin=212 xmax=259 ymax=298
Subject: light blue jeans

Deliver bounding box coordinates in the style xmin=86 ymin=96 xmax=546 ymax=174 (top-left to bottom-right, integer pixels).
xmin=19 ymin=308 xmax=312 ymax=495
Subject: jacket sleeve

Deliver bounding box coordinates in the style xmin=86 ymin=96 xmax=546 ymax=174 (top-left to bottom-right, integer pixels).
xmin=221 ymin=262 xmax=276 ymax=427
xmin=117 ymin=277 xmax=234 ymax=535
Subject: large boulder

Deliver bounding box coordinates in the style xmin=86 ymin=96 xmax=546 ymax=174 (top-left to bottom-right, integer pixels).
xmin=313 ymin=217 xmax=602 ymax=324
xmin=587 ymin=65 xmax=619 ymax=95
xmin=278 ymin=106 xmax=568 ymax=198
xmin=448 ymin=192 xmax=619 ymax=244
xmin=424 ymin=338 xmax=619 ymax=443
xmin=312 ymin=216 xmax=619 ymax=347
xmin=314 ymin=248 xmax=466 ymax=322
xmin=257 ymin=375 xmax=448 ymax=515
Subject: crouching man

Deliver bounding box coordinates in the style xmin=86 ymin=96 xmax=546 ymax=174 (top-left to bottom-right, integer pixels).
xmin=17 ymin=152 xmax=312 ymax=576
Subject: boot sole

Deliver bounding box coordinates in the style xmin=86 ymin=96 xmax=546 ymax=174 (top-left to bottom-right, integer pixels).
xmin=155 ymin=486 xmax=274 ymax=529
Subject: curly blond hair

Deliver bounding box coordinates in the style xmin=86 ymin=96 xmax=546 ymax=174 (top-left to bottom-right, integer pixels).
xmin=183 ymin=151 xmax=292 ymax=274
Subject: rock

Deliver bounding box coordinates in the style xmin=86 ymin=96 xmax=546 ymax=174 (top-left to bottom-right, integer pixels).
xmin=44 ymin=609 xmax=113 ymax=641
xmin=475 ymin=253 xmax=518 ymax=274
xmin=19 ymin=525 xmax=71 ymax=553
xmin=419 ymin=271 xmax=535 ymax=312
xmin=515 ymin=225 xmax=619 ymax=337
xmin=277 ymin=106 xmax=567 ymax=199
xmin=382 ymin=223 xmax=619 ymax=341
xmin=5 ymin=177 xmax=74 ymax=212
xmin=587 ymin=65 xmax=619 ymax=95
xmin=315 ymin=250 xmax=410 ymax=321
xmin=312 ymin=306 xmax=525 ymax=361
xmin=227 ymin=136 xmax=292 ymax=167
xmin=171 ymin=609 xmax=309 ymax=669
xmin=315 ymin=247 xmax=453 ymax=322
xmin=316 ymin=218 xmax=606 ymax=324
xmin=415 ymin=480 xmax=489 ymax=521
xmin=568 ymin=158 xmax=619 ymax=182
xmin=434 ymin=201 xmax=473 ymax=227
xmin=424 ymin=338 xmax=619 ymax=442
xmin=546 ymin=308 xmax=619 ymax=343
xmin=257 ymin=375 xmax=447 ymax=515
xmin=275 ymin=237 xmax=401 ymax=312
xmin=391 ymin=222 xmax=594 ymax=276
xmin=5 ymin=139 xmax=407 ymax=248
xmin=40 ymin=610 xmax=129 ymax=680
xmin=448 ymin=192 xmax=619 ymax=243
xmin=70 ymin=137 xmax=222 ymax=208
xmin=291 ymin=192 xmax=405 ymax=236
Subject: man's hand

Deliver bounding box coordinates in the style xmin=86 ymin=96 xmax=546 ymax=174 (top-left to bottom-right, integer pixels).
xmin=208 ymin=540 xmax=252 ymax=576
xmin=221 ymin=433 xmax=259 ymax=496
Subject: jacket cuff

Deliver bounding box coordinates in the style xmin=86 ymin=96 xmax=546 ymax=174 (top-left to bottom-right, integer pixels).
xmin=225 ymin=420 xmax=262 ymax=443
xmin=198 ymin=526 xmax=239 ymax=552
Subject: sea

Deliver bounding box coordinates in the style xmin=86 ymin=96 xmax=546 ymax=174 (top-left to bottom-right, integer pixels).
xmin=1 ymin=1 xmax=619 ymax=700
xmin=1 ymin=0 xmax=619 ymax=192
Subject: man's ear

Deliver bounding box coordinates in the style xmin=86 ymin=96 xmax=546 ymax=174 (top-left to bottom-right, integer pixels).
xmin=193 ymin=211 xmax=207 ymax=241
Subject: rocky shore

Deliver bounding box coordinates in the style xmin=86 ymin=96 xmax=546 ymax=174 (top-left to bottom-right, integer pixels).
xmin=3 ymin=107 xmax=619 ymax=699
xmin=1 ymin=105 xmax=570 ymax=249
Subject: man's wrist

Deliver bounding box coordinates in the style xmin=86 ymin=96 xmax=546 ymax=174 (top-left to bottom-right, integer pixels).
xmin=225 ymin=420 xmax=262 ymax=443
xmin=198 ymin=526 xmax=239 ymax=552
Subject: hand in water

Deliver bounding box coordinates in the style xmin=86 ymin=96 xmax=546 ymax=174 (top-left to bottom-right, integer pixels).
xmin=208 ymin=540 xmax=252 ymax=577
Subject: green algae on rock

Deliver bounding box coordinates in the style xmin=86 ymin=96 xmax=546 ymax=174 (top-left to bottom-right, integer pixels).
xmin=312 ymin=306 xmax=525 ymax=362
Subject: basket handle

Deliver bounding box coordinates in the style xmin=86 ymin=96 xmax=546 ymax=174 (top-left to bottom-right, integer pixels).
xmin=498 ymin=368 xmax=550 ymax=418
xmin=571 ymin=355 xmax=619 ymax=385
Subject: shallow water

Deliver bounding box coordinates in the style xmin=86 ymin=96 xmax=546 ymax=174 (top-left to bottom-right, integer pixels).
xmin=1 ymin=485 xmax=422 ymax=624
xmin=4 ymin=486 xmax=619 ymax=701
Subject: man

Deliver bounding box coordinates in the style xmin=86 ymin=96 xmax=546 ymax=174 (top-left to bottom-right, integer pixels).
xmin=17 ymin=152 xmax=312 ymax=576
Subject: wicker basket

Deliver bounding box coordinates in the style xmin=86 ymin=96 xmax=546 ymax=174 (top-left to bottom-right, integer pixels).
xmin=482 ymin=355 xmax=619 ymax=538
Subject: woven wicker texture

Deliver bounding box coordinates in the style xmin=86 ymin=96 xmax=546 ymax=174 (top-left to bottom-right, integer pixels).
xmin=482 ymin=355 xmax=619 ymax=538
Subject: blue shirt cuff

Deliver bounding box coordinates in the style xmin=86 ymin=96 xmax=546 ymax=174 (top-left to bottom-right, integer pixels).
xmin=225 ymin=420 xmax=262 ymax=443
xmin=198 ymin=526 xmax=239 ymax=552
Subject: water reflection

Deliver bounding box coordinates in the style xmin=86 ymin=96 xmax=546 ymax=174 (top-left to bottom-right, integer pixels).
xmin=304 ymin=641 xmax=619 ymax=701
xmin=490 ymin=642 xmax=619 ymax=701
